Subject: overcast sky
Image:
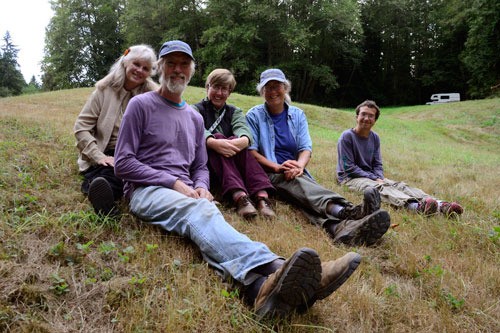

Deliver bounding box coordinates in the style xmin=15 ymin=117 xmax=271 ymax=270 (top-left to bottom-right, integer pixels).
xmin=0 ymin=0 xmax=53 ymax=82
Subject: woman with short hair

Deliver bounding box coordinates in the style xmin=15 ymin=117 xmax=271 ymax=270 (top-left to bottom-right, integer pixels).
xmin=192 ymin=69 xmax=275 ymax=219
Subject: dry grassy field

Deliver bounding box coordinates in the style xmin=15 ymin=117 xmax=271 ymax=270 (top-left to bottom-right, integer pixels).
xmin=0 ymin=88 xmax=499 ymax=332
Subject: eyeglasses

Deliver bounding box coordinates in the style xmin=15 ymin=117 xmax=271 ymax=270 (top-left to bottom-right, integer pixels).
xmin=209 ymin=85 xmax=230 ymax=95
xmin=265 ymin=83 xmax=284 ymax=92
xmin=358 ymin=112 xmax=376 ymax=119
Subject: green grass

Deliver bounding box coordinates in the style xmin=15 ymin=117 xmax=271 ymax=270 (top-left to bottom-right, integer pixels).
xmin=0 ymin=89 xmax=499 ymax=332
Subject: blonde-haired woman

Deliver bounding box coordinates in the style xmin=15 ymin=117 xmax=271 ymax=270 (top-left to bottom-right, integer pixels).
xmin=74 ymin=45 xmax=158 ymax=216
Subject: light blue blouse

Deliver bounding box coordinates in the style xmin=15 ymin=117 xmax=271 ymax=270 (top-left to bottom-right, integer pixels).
xmin=246 ymin=103 xmax=312 ymax=163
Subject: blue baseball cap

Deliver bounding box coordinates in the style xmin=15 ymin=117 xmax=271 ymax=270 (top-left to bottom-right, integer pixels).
xmin=158 ymin=40 xmax=194 ymax=60
xmin=259 ymin=68 xmax=287 ymax=86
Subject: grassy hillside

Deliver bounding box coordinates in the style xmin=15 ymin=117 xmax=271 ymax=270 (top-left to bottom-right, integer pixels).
xmin=0 ymin=89 xmax=499 ymax=332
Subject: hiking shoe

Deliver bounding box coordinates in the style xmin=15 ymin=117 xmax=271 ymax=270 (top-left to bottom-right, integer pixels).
xmin=416 ymin=198 xmax=438 ymax=216
xmin=440 ymin=201 xmax=463 ymax=218
xmin=236 ymin=195 xmax=258 ymax=219
xmin=88 ymin=177 xmax=117 ymax=216
xmin=297 ymin=252 xmax=362 ymax=312
xmin=256 ymin=197 xmax=276 ymax=219
xmin=254 ymin=248 xmax=321 ymax=319
xmin=330 ymin=209 xmax=391 ymax=246
xmin=340 ymin=188 xmax=381 ymax=220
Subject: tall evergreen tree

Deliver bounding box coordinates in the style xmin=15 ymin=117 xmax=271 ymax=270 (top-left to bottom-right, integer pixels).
xmin=461 ymin=0 xmax=500 ymax=98
xmin=198 ymin=0 xmax=362 ymax=103
xmin=357 ymin=0 xmax=419 ymax=106
xmin=0 ymin=31 xmax=26 ymax=97
xmin=122 ymin=0 xmax=207 ymax=85
xmin=41 ymin=0 xmax=125 ymax=90
xmin=415 ymin=0 xmax=469 ymax=101
xmin=28 ymin=75 xmax=41 ymax=89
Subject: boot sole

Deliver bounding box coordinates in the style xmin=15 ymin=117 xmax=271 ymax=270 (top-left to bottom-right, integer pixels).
xmin=334 ymin=210 xmax=390 ymax=246
xmin=255 ymin=248 xmax=321 ymax=318
xmin=363 ymin=187 xmax=381 ymax=216
xmin=88 ymin=177 xmax=115 ymax=216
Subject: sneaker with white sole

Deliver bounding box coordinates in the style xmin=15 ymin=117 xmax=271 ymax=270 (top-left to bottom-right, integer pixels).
xmin=440 ymin=201 xmax=463 ymax=218
xmin=417 ymin=197 xmax=438 ymax=216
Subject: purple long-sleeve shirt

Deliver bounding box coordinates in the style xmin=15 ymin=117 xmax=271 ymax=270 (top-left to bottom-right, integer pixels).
xmin=114 ymin=91 xmax=209 ymax=199
xmin=336 ymin=128 xmax=384 ymax=183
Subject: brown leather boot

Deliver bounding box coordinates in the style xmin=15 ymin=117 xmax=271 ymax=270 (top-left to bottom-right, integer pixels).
xmin=254 ymin=248 xmax=321 ymax=319
xmin=235 ymin=195 xmax=258 ymax=219
xmin=255 ymin=197 xmax=276 ymax=218
xmin=297 ymin=252 xmax=361 ymax=312
xmin=331 ymin=210 xmax=390 ymax=246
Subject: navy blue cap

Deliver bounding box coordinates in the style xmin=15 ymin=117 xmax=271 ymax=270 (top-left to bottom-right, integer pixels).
xmin=158 ymin=40 xmax=194 ymax=60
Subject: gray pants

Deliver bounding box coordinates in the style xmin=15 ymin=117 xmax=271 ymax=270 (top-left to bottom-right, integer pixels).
xmin=268 ymin=173 xmax=350 ymax=227
xmin=341 ymin=177 xmax=431 ymax=208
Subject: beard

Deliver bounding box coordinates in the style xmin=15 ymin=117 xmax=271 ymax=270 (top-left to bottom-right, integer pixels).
xmin=161 ymin=74 xmax=189 ymax=95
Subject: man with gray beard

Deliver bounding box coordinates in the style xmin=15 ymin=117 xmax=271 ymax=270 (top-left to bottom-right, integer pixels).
xmin=114 ymin=40 xmax=362 ymax=318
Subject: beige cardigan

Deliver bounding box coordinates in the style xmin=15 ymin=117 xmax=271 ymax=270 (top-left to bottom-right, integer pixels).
xmin=74 ymin=83 xmax=155 ymax=172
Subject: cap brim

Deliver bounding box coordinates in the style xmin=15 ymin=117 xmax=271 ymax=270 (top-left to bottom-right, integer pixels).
xmin=159 ymin=50 xmax=194 ymax=61
xmin=260 ymin=77 xmax=286 ymax=86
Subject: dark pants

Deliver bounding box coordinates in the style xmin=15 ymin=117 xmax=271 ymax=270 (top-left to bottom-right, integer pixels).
xmin=268 ymin=173 xmax=350 ymax=227
xmin=208 ymin=134 xmax=274 ymax=199
xmin=80 ymin=150 xmax=123 ymax=201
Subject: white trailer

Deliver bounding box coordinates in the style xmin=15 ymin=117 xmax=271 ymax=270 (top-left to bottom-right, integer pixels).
xmin=426 ymin=93 xmax=460 ymax=105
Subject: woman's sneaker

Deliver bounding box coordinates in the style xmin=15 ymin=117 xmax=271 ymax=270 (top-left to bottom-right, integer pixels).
xmin=440 ymin=201 xmax=463 ymax=218
xmin=416 ymin=198 xmax=439 ymax=216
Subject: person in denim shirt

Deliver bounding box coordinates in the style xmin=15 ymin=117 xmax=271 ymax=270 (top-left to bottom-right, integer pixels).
xmin=246 ymin=69 xmax=391 ymax=246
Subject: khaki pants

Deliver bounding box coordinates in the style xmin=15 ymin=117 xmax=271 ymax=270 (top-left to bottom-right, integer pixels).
xmin=341 ymin=177 xmax=431 ymax=208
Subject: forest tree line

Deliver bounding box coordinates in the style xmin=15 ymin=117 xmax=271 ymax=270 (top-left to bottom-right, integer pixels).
xmin=27 ymin=0 xmax=500 ymax=106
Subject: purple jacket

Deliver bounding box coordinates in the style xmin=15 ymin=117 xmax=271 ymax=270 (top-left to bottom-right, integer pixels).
xmin=114 ymin=91 xmax=209 ymax=199
xmin=336 ymin=128 xmax=384 ymax=183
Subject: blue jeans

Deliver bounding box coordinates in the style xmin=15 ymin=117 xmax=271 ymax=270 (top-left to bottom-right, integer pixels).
xmin=129 ymin=186 xmax=279 ymax=285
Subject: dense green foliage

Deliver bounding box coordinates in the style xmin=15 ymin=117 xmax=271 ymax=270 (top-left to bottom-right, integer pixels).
xmin=40 ymin=0 xmax=500 ymax=106
xmin=42 ymin=0 xmax=124 ymax=90
xmin=0 ymin=31 xmax=26 ymax=97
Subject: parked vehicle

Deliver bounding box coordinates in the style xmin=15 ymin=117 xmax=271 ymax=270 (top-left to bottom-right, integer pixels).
xmin=426 ymin=93 xmax=460 ymax=105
